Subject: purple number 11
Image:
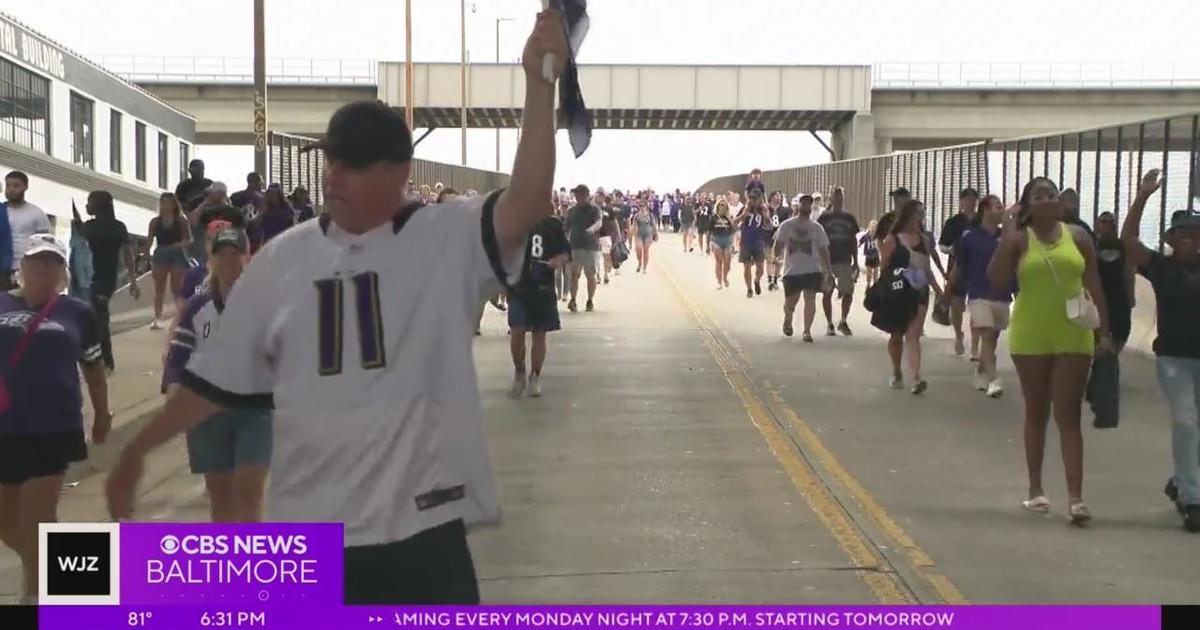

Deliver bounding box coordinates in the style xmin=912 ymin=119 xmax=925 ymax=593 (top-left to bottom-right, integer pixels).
xmin=314 ymin=272 xmax=387 ymax=375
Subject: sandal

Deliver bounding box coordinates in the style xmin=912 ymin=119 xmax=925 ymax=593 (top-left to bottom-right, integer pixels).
xmin=1022 ymin=496 xmax=1051 ymax=513
xmin=1068 ymin=501 xmax=1092 ymax=526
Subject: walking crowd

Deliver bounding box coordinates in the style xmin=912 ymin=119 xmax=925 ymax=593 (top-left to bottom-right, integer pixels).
xmin=0 ymin=8 xmax=1198 ymax=608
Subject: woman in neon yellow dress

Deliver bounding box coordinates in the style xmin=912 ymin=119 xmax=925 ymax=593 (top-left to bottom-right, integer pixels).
xmin=988 ymin=177 xmax=1113 ymax=526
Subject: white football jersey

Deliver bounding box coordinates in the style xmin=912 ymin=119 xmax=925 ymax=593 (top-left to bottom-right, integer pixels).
xmin=182 ymin=191 xmax=522 ymax=547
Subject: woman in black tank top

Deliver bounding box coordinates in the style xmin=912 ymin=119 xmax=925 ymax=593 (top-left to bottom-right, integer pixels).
xmin=145 ymin=193 xmax=194 ymax=329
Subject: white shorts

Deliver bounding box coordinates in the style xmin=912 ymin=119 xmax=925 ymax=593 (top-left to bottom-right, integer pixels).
xmin=968 ymin=299 xmax=1011 ymax=331
xmin=598 ymin=236 xmax=614 ymax=253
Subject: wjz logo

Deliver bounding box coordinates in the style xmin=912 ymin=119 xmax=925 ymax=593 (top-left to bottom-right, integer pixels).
xmin=47 ymin=532 xmax=110 ymax=595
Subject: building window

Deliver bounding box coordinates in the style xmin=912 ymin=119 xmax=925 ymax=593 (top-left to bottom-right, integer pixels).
xmin=179 ymin=142 xmax=190 ymax=183
xmin=157 ymin=132 xmax=169 ymax=189
xmin=135 ymin=121 xmax=147 ymax=181
xmin=0 ymin=58 xmax=51 ymax=154
xmin=69 ymin=92 xmax=94 ymax=169
xmin=110 ymin=110 xmax=123 ymax=173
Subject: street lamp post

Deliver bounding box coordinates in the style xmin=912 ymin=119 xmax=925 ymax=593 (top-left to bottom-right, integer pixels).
xmin=405 ymin=0 xmax=413 ymax=131
xmin=252 ymin=0 xmax=268 ymax=179
xmin=460 ymin=0 xmax=467 ymax=165
xmin=495 ymin=17 xmax=514 ymax=172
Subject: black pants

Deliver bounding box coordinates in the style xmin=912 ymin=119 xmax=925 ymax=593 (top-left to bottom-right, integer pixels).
xmin=0 ymin=269 xmax=12 ymax=291
xmin=91 ymin=288 xmax=115 ymax=370
xmin=343 ymin=519 xmax=479 ymax=605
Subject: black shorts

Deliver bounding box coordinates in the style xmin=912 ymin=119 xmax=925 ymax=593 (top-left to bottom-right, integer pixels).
xmin=696 ymin=220 xmax=711 ymax=234
xmin=0 ymin=431 xmax=87 ymax=485
xmin=739 ymin=245 xmax=766 ymax=264
xmin=783 ymin=273 xmax=824 ymax=297
xmin=507 ymin=290 xmax=561 ymax=332
xmin=344 ymin=519 xmax=479 ymax=604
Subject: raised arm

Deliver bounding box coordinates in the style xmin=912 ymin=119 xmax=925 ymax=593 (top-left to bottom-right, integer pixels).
xmin=988 ymin=203 xmax=1022 ymax=292
xmin=493 ymin=10 xmax=570 ymax=257
xmin=1120 ymin=169 xmax=1162 ymax=270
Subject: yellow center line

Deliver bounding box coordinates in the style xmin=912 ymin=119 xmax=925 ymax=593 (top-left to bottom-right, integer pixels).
xmin=658 ymin=259 xmax=968 ymax=605
xmin=657 ymin=264 xmax=911 ymax=604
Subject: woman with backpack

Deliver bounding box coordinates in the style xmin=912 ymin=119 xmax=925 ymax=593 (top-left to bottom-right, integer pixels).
xmin=876 ymin=201 xmax=943 ymax=395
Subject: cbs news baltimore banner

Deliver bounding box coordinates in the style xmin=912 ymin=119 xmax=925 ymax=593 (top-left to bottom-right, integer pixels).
xmin=0 ymin=523 xmax=1195 ymax=630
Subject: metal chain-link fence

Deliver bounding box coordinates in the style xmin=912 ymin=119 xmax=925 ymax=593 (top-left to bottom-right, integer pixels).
xmin=701 ymin=112 xmax=1200 ymax=250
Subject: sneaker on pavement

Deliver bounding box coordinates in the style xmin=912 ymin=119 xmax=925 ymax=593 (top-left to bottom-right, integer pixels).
xmin=783 ymin=321 xmax=794 ymax=337
xmin=911 ymin=379 xmax=928 ymax=395
xmin=746 ymin=288 xmax=753 ymax=298
xmin=1165 ymin=478 xmax=1185 ymax=514
xmin=973 ymin=372 xmax=989 ymax=391
xmin=528 ymin=374 xmax=542 ymax=397
xmin=568 ymin=300 xmax=578 ymax=313
xmin=837 ymin=321 xmax=852 ymax=336
xmin=986 ymin=380 xmax=1004 ymax=398
xmin=149 ymin=319 xmax=163 ymax=330
xmin=586 ymin=300 xmax=595 ymax=312
xmin=802 ymin=331 xmax=814 ymax=343
xmin=754 ymin=280 xmax=762 ymax=295
xmin=826 ymin=324 xmax=836 ymax=337
xmin=889 ymin=375 xmax=904 ymax=390
xmin=508 ymin=373 xmax=526 ymax=398
xmin=1184 ymin=505 xmax=1200 ymax=533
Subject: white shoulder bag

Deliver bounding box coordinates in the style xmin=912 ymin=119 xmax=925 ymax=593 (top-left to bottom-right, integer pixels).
xmin=1040 ymin=242 xmax=1101 ymax=330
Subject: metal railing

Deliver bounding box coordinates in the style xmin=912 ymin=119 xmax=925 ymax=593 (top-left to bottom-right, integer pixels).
xmin=93 ymin=55 xmax=377 ymax=85
xmin=873 ymin=62 xmax=1200 ymax=89
xmin=700 ymin=112 xmax=1200 ymax=251
xmin=268 ymin=132 xmax=510 ymax=211
xmin=91 ymin=56 xmax=1200 ymax=89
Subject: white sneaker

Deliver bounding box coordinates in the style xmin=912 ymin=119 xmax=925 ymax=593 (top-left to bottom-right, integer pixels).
xmin=973 ymin=371 xmax=988 ymax=392
xmin=889 ymin=375 xmax=904 ymax=390
xmin=986 ymin=380 xmax=1004 ymax=398
xmin=508 ymin=373 xmax=526 ymax=398
xmin=149 ymin=319 xmax=163 ymax=330
xmin=528 ymin=374 xmax=542 ymax=397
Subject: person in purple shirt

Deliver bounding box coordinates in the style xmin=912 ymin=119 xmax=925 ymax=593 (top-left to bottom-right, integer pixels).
xmin=230 ymin=172 xmax=266 ymax=220
xmin=950 ymin=195 xmax=1012 ymax=398
xmin=0 ymin=234 xmax=111 ymax=603
xmin=249 ymin=184 xmax=296 ymax=251
xmin=290 ymin=186 xmax=315 ymax=223
xmin=735 ymin=189 xmax=772 ymax=298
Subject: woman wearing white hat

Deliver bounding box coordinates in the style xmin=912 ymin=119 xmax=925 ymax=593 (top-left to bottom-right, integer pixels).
xmin=0 ymin=234 xmax=111 ymax=603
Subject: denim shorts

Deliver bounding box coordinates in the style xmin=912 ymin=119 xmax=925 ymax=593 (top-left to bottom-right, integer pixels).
xmin=186 ymin=408 xmax=273 ymax=474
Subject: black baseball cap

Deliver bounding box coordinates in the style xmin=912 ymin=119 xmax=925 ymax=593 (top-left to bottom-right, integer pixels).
xmin=309 ymin=101 xmax=413 ymax=168
xmin=1167 ymin=210 xmax=1200 ymax=234
xmin=211 ymin=228 xmax=249 ymax=254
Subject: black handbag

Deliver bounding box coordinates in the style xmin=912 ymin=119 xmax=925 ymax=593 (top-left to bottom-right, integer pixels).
xmin=611 ymin=240 xmax=630 ymax=267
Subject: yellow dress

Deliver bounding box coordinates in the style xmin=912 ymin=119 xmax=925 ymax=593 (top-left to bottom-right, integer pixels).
xmin=1008 ymin=224 xmax=1095 ymax=356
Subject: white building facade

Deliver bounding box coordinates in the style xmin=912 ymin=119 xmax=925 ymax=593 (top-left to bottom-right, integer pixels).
xmin=0 ymin=11 xmax=196 ymax=242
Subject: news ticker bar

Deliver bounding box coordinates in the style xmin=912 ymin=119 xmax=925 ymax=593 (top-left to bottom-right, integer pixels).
xmin=0 ymin=605 xmax=1186 ymax=630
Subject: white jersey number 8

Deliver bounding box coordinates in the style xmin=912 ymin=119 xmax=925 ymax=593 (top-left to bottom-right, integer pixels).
xmin=531 ymin=234 xmax=544 ymax=259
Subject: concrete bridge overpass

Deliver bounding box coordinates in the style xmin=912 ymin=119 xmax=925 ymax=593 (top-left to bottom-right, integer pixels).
xmin=119 ymin=59 xmax=1200 ymax=161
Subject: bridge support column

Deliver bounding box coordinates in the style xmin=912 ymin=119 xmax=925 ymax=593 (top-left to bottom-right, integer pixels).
xmin=832 ymin=113 xmax=889 ymax=161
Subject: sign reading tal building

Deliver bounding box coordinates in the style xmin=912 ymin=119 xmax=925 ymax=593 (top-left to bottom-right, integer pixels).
xmin=0 ymin=13 xmax=67 ymax=81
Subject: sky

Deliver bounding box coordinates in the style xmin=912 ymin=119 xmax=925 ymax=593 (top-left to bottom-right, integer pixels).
xmin=7 ymin=0 xmax=1198 ymax=191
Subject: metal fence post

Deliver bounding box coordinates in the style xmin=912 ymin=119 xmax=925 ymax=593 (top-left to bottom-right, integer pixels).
xmin=1159 ymin=119 xmax=1171 ymax=250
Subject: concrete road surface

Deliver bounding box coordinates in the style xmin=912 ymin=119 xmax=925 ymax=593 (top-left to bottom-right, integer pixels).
xmin=2 ymin=233 xmax=1194 ymax=605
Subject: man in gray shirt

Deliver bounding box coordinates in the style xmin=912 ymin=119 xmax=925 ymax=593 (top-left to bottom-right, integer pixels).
xmin=4 ymin=171 xmax=53 ymax=289
xmin=563 ymin=184 xmax=603 ymax=312
xmin=773 ymin=194 xmax=832 ymax=342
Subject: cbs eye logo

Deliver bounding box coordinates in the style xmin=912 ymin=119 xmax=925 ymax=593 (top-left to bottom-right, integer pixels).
xmin=39 ymin=523 xmax=121 ymax=605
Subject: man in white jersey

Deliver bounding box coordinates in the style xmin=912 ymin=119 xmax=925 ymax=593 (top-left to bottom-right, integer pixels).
xmin=106 ymin=10 xmax=569 ymax=604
